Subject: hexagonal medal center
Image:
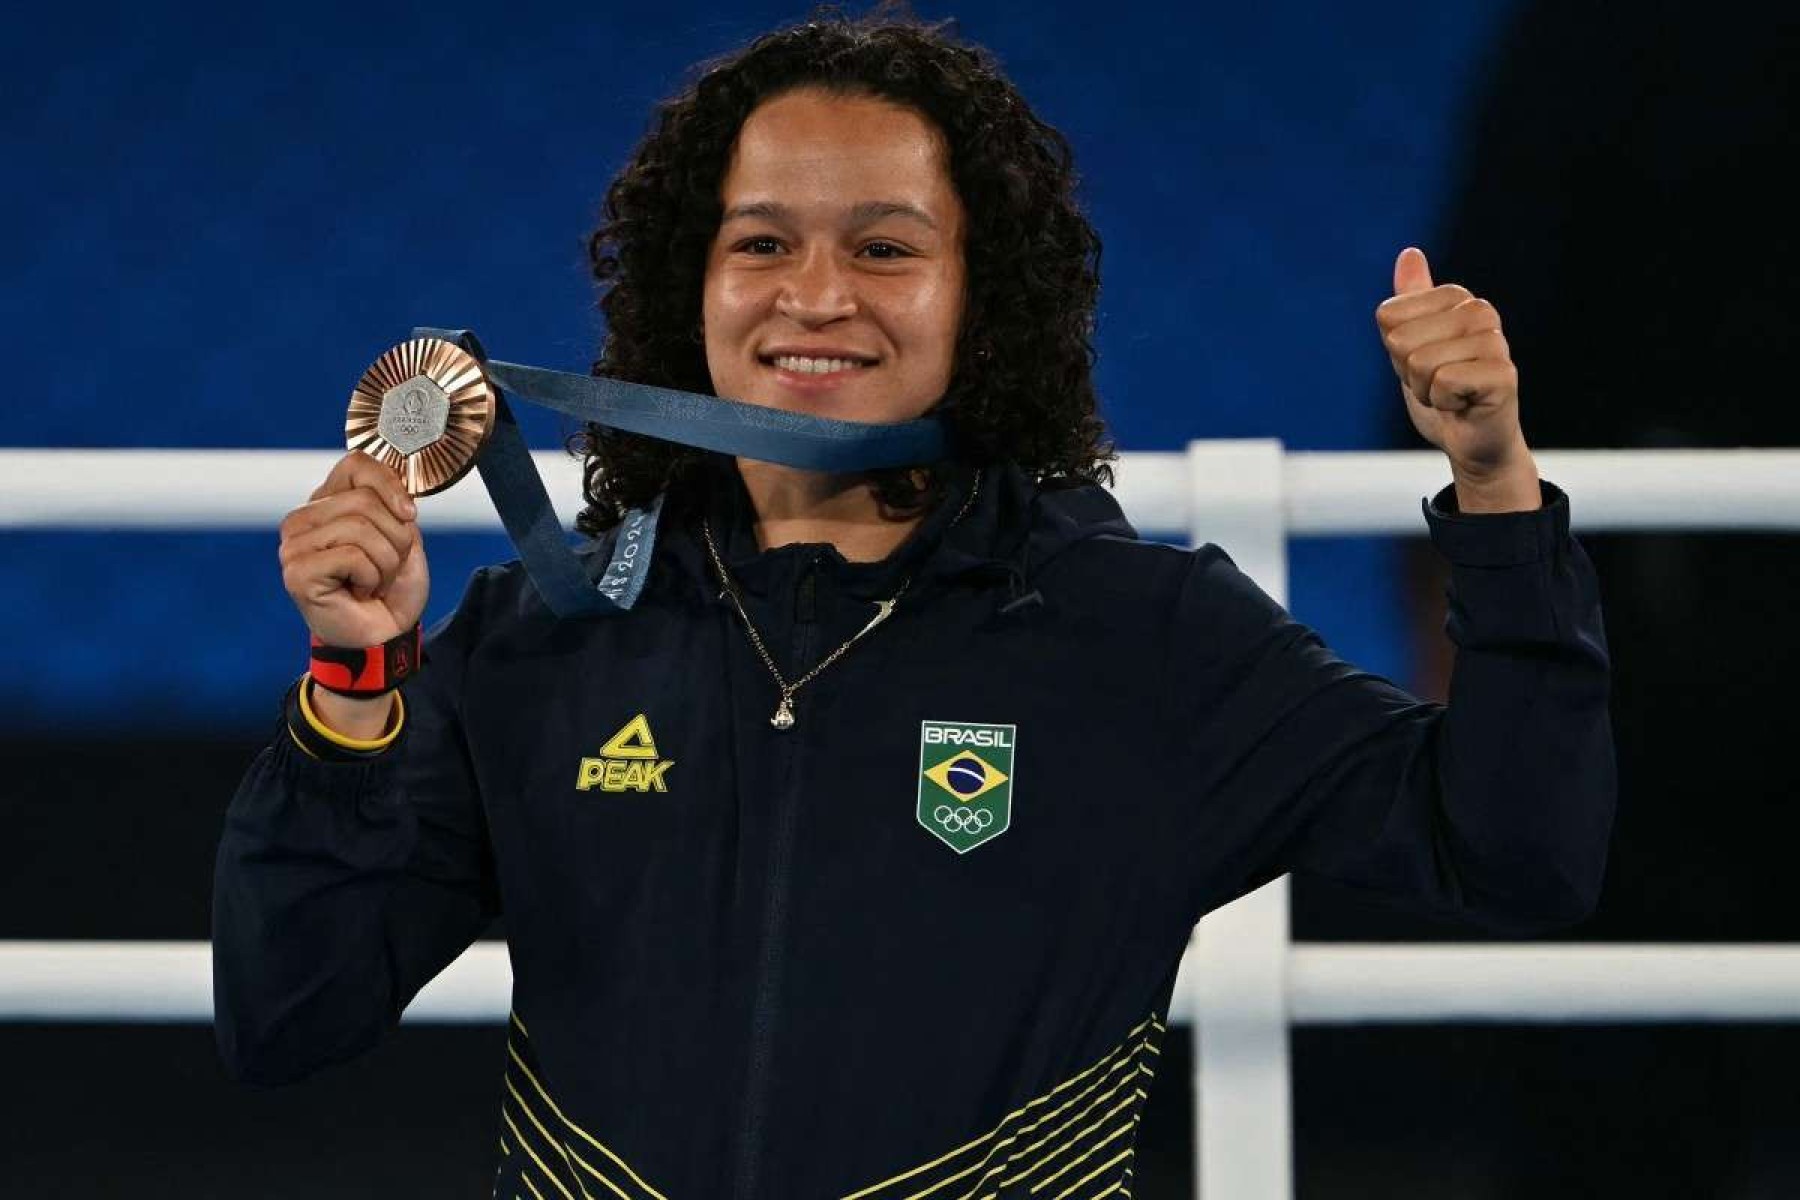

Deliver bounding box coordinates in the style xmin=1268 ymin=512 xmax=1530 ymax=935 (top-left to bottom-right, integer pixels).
xmin=378 ymin=376 xmax=450 ymax=455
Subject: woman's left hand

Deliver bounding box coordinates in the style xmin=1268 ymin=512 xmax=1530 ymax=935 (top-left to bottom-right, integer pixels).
xmin=1376 ymin=247 xmax=1540 ymax=511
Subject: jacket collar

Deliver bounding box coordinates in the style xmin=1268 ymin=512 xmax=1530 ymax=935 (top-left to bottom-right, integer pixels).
xmin=646 ymin=455 xmax=1137 ymax=610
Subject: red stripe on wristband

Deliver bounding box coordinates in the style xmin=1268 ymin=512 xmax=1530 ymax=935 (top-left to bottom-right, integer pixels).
xmin=309 ymin=624 xmax=422 ymax=696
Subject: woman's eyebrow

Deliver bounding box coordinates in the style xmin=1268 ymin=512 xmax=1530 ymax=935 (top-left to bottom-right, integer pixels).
xmin=720 ymin=200 xmax=938 ymax=231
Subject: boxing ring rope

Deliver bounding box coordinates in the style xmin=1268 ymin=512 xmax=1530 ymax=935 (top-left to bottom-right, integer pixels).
xmin=6 ymin=941 xmax=1800 ymax=1025
xmin=3 ymin=446 xmax=1800 ymax=535
xmin=5 ymin=441 xmax=1799 ymax=1200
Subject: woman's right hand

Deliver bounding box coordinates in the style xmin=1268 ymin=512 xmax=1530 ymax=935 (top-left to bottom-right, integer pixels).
xmin=279 ymin=452 xmax=429 ymax=649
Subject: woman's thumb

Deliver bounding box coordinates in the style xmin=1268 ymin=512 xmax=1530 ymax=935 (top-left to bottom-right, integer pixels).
xmin=1393 ymin=246 xmax=1434 ymax=295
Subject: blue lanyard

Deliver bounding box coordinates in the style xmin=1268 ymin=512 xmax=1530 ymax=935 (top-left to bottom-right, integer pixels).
xmin=413 ymin=327 xmax=948 ymax=618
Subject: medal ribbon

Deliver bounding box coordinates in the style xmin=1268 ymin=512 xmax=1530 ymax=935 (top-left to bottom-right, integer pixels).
xmin=413 ymin=328 xmax=948 ymax=618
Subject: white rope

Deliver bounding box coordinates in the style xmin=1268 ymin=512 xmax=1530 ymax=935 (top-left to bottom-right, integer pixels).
xmin=1280 ymin=447 xmax=1800 ymax=534
xmin=4 ymin=447 xmax=1799 ymax=536
xmin=1280 ymin=944 xmax=1800 ymax=1024
xmin=6 ymin=941 xmax=1800 ymax=1024
xmin=0 ymin=941 xmax=510 ymax=1024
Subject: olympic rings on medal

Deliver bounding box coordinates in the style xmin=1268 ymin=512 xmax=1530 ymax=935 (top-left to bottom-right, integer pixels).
xmin=932 ymin=804 xmax=995 ymax=834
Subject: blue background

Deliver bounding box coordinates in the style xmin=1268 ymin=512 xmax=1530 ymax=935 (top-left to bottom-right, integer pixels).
xmin=3 ymin=2 xmax=1512 ymax=731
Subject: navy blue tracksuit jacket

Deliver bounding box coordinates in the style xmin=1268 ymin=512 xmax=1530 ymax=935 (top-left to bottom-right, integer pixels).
xmin=214 ymin=458 xmax=1615 ymax=1200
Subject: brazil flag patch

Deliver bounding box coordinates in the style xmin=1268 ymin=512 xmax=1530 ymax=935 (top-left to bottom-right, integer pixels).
xmin=917 ymin=720 xmax=1016 ymax=853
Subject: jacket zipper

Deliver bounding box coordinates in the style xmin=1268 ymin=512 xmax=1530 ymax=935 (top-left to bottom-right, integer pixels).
xmin=732 ymin=555 xmax=820 ymax=1199
xmin=795 ymin=562 xmax=818 ymax=623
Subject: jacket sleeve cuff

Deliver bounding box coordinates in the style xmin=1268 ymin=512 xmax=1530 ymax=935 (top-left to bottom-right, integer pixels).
xmin=1421 ymin=479 xmax=1571 ymax=568
xmin=283 ymin=676 xmax=406 ymax=763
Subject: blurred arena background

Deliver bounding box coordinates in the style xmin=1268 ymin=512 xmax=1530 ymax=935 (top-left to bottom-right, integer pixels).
xmin=3 ymin=1 xmax=1796 ymax=1195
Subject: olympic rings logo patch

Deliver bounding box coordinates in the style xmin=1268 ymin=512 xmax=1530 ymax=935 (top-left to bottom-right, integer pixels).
xmin=933 ymin=804 xmax=995 ymax=834
xmin=918 ymin=720 xmax=1016 ymax=854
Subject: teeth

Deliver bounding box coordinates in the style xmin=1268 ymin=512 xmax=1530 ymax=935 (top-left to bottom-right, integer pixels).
xmin=771 ymin=355 xmax=868 ymax=375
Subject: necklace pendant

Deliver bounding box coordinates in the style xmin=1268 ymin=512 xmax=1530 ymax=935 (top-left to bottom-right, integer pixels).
xmin=770 ymin=698 xmax=796 ymax=731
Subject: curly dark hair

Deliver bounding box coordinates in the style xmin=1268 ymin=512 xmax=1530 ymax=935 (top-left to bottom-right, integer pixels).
xmin=572 ymin=4 xmax=1113 ymax=534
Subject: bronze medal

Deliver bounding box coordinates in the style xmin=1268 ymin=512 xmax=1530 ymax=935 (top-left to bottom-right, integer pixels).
xmin=345 ymin=337 xmax=497 ymax=496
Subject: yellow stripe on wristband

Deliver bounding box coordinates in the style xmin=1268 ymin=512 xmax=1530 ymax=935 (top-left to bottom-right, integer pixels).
xmin=298 ymin=673 xmax=406 ymax=752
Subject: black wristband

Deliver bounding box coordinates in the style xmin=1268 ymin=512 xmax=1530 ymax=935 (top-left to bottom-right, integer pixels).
xmin=308 ymin=624 xmax=423 ymax=696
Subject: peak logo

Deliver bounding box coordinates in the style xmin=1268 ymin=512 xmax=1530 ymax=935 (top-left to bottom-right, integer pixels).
xmin=576 ymin=714 xmax=674 ymax=794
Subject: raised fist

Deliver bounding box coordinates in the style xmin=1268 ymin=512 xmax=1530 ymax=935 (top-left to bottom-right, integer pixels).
xmin=278 ymin=452 xmax=429 ymax=650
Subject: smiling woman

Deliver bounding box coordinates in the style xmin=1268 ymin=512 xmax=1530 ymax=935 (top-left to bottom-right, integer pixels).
xmin=573 ymin=13 xmax=1115 ymax=540
xmin=702 ymin=87 xmax=970 ymax=560
xmin=704 ymin=91 xmax=966 ymax=431
xmin=214 ymin=8 xmax=1616 ymax=1200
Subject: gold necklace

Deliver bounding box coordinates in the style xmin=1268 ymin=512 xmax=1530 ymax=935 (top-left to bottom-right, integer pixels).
xmin=702 ymin=474 xmax=978 ymax=731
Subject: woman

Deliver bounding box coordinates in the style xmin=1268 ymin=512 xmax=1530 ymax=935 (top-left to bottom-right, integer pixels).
xmin=216 ymin=13 xmax=1614 ymax=1199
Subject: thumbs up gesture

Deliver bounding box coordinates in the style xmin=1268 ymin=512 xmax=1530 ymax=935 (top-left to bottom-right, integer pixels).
xmin=1376 ymin=247 xmax=1540 ymax=511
